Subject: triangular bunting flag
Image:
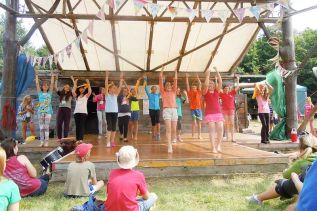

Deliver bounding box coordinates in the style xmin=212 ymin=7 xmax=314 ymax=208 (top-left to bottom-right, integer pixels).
xmin=233 ymin=8 xmax=246 ymax=23
xmin=42 ymin=56 xmax=49 ymax=67
xmin=186 ymin=8 xmax=196 ymax=22
xmin=201 ymin=10 xmax=214 ymax=22
xmin=250 ymin=6 xmax=260 ymax=21
xmin=216 ymin=10 xmax=229 ymax=23
xmin=266 ymin=3 xmax=275 ymax=12
xmin=88 ymin=20 xmax=94 ymax=36
xmin=96 ymin=5 xmax=105 ymax=20
xmin=115 ymin=0 xmax=123 ymax=8
xmin=133 ymin=0 xmax=147 ymax=15
xmin=48 ymin=55 xmax=53 ymax=69
xmin=168 ymin=6 xmax=177 ymax=20
xmin=75 ymin=37 xmax=81 ymax=49
xmin=81 ymin=30 xmax=88 ymax=44
xmin=108 ymin=0 xmax=114 ymax=9
xmin=53 ymin=53 xmax=59 ymax=65
xmin=32 ymin=56 xmax=37 ymax=66
xmin=148 ymin=3 xmax=161 ymax=18
xmin=66 ymin=44 xmax=72 ymax=58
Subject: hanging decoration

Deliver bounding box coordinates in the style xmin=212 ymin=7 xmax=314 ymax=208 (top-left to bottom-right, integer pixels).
xmin=19 ymin=0 xmax=285 ymax=70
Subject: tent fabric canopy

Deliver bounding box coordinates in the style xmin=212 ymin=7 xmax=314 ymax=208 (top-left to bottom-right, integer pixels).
xmin=27 ymin=0 xmax=274 ymax=72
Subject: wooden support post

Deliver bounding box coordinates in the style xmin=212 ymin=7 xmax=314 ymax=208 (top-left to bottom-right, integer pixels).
xmin=0 ymin=0 xmax=18 ymax=137
xmin=280 ymin=7 xmax=298 ymax=136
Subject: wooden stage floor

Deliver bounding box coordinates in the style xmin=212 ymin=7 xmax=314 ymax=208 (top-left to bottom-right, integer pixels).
xmin=44 ymin=133 xmax=290 ymax=181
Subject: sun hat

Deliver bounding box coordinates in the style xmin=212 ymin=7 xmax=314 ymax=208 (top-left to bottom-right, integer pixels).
xmin=116 ymin=145 xmax=139 ymax=169
xmin=75 ymin=143 xmax=93 ymax=158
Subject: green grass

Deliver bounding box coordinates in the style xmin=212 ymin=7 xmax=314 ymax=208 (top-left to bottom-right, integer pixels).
xmin=20 ymin=174 xmax=294 ymax=211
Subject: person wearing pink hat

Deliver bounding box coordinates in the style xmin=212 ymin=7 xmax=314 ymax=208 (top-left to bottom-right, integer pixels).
xmin=64 ymin=143 xmax=104 ymax=197
xmin=104 ymin=145 xmax=158 ymax=211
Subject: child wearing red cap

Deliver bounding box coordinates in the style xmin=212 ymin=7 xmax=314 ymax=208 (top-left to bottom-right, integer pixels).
xmin=64 ymin=143 xmax=104 ymax=197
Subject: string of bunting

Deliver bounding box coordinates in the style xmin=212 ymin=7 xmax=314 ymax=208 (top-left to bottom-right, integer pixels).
xmin=18 ymin=0 xmax=288 ymax=70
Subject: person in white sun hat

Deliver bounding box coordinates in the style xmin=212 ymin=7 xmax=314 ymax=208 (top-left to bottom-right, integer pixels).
xmin=104 ymin=145 xmax=158 ymax=211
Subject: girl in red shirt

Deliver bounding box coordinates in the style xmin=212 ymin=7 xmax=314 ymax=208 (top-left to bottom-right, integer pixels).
xmin=219 ymin=76 xmax=240 ymax=142
xmin=202 ymin=68 xmax=224 ymax=153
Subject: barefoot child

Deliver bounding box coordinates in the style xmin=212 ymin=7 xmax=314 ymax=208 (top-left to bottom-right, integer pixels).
xmin=118 ymin=79 xmax=131 ymax=142
xmin=72 ymin=77 xmax=92 ymax=143
xmin=18 ymin=95 xmax=36 ymax=143
xmin=186 ymin=73 xmax=203 ymax=139
xmin=159 ymin=68 xmax=178 ymax=153
xmin=93 ymin=87 xmax=106 ymax=139
xmin=175 ymin=88 xmax=188 ymax=143
xmin=35 ymin=68 xmax=55 ymax=147
xmin=105 ymin=72 xmax=123 ymax=148
xmin=203 ymin=68 xmax=224 ymax=153
xmin=144 ymin=75 xmax=161 ymax=141
xmin=219 ymin=75 xmax=240 ymax=142
xmin=128 ymin=78 xmax=142 ymax=141
xmin=64 ymin=143 xmax=104 ymax=197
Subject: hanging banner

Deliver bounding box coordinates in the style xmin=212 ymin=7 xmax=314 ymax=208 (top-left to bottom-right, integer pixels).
xmin=168 ymin=6 xmax=177 ymax=20
xmin=249 ymin=6 xmax=260 ymax=21
xmin=108 ymin=0 xmax=114 ymax=9
xmin=66 ymin=44 xmax=72 ymax=58
xmin=75 ymin=37 xmax=81 ymax=49
xmin=133 ymin=0 xmax=147 ymax=15
xmin=149 ymin=3 xmax=162 ymax=18
xmin=186 ymin=8 xmax=196 ymax=22
xmin=53 ymin=53 xmax=59 ymax=65
xmin=96 ymin=5 xmax=105 ymax=20
xmin=201 ymin=10 xmax=214 ymax=23
xmin=216 ymin=10 xmax=230 ymax=23
xmin=233 ymin=8 xmax=246 ymax=23
xmin=81 ymin=29 xmax=89 ymax=44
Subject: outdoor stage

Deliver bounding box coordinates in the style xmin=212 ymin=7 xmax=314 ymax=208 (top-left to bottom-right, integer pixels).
xmin=23 ymin=133 xmax=290 ymax=181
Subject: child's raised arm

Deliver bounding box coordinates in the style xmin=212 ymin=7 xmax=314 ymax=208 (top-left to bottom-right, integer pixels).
xmin=203 ymin=69 xmax=210 ymax=95
xmin=214 ymin=67 xmax=222 ymax=91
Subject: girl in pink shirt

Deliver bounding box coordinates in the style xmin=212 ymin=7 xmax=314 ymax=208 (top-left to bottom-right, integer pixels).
xmin=254 ymin=82 xmax=273 ymax=144
xmin=304 ymin=97 xmax=314 ymax=132
xmin=203 ymin=68 xmax=224 ymax=153
xmin=159 ymin=68 xmax=178 ymax=153
xmin=93 ymin=88 xmax=106 ymax=139
xmin=219 ymin=75 xmax=240 ymax=142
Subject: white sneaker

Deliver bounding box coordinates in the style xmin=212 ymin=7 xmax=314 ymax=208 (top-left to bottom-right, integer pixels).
xmin=246 ymin=195 xmax=262 ymax=205
xmin=172 ymin=139 xmax=177 ymax=143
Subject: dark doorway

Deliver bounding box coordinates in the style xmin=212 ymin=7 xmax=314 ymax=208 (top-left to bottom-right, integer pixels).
xmin=85 ymin=87 xmax=100 ymax=134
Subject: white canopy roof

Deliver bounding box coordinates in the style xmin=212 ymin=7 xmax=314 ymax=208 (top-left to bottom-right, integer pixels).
xmin=26 ymin=0 xmax=276 ymax=73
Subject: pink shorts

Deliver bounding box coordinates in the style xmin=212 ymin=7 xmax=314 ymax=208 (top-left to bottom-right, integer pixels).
xmin=222 ymin=109 xmax=235 ymax=116
xmin=204 ymin=113 xmax=224 ymax=124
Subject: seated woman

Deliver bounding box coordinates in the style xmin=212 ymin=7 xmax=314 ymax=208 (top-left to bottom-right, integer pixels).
xmin=104 ymin=145 xmax=158 ymax=211
xmin=64 ymin=143 xmax=104 ymax=197
xmin=1 ymin=138 xmax=50 ymax=197
xmin=0 ymin=146 xmax=21 ymax=211
xmin=246 ymin=132 xmax=317 ymax=204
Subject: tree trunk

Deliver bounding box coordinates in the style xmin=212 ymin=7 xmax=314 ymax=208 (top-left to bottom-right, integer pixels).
xmin=280 ymin=7 xmax=298 ymax=137
xmin=0 ymin=0 xmax=18 ymax=137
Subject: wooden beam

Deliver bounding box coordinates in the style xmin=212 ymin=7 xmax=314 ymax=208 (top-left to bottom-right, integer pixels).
xmin=176 ymin=1 xmax=199 ymax=72
xmin=151 ymin=23 xmax=244 ymax=71
xmin=0 ymin=0 xmax=18 ymax=136
xmin=24 ymin=0 xmax=63 ymax=70
xmin=18 ymin=0 xmax=61 ymax=46
xmin=0 ymin=2 xmax=18 ymax=14
xmin=72 ymin=0 xmax=82 ymax=11
xmin=110 ymin=9 xmax=120 ymax=71
xmin=115 ymin=0 xmax=128 ymax=15
xmin=146 ymin=0 xmax=157 ymax=71
xmin=66 ymin=0 xmax=90 ymax=71
xmin=286 ymin=4 xmax=317 ymax=18
xmin=204 ymin=2 xmax=239 ymax=72
xmin=15 ymin=13 xmax=279 ymax=23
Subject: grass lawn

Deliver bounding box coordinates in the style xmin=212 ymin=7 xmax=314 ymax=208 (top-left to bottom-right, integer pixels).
xmin=20 ymin=174 xmax=294 ymax=211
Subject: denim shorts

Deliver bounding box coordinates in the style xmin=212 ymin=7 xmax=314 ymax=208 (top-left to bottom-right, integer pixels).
xmin=191 ymin=109 xmax=203 ymax=120
xmin=131 ymin=111 xmax=140 ymax=121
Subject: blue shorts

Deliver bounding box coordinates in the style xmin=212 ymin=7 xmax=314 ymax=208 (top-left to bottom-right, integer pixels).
xmin=131 ymin=111 xmax=140 ymax=121
xmin=191 ymin=109 xmax=203 ymax=120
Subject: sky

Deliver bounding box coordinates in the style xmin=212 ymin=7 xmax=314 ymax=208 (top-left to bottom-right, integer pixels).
xmin=1 ymin=0 xmax=317 ymax=48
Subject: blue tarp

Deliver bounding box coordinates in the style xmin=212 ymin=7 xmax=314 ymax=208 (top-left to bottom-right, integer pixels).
xmin=16 ymin=53 xmax=35 ymax=97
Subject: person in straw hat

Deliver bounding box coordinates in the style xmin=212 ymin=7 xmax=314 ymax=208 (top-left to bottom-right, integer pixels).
xmin=104 ymin=145 xmax=158 ymax=211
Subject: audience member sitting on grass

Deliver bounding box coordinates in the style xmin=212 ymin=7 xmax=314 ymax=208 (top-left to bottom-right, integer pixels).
xmin=1 ymin=138 xmax=50 ymax=197
xmin=246 ymin=132 xmax=317 ymax=205
xmin=104 ymin=145 xmax=158 ymax=211
xmin=0 ymin=147 xmax=21 ymax=211
xmin=64 ymin=143 xmax=104 ymax=198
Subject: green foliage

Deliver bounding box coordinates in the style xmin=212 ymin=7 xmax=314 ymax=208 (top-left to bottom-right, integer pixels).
xmin=239 ymin=28 xmax=317 ymax=102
